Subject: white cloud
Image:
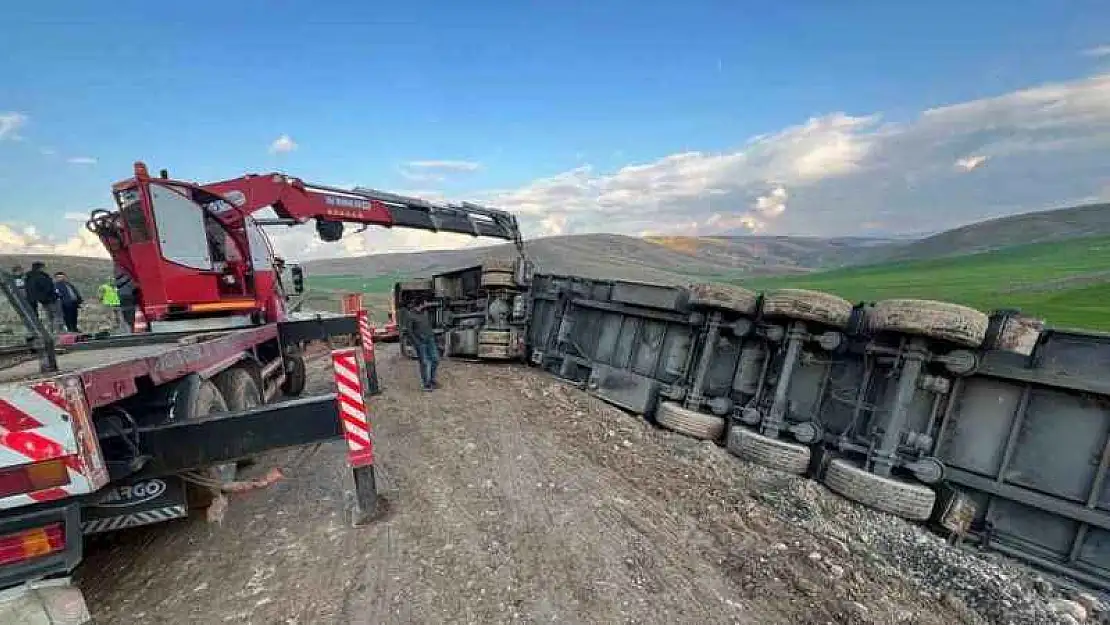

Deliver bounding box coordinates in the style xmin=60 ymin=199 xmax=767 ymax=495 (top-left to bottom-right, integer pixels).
xmin=399 ymin=159 xmax=482 ymax=184
xmin=1083 ymin=45 xmax=1110 ymax=58
xmin=63 ymin=212 xmax=88 ymax=222
xmin=955 ymin=155 xmax=988 ymax=172
xmin=39 ymin=147 xmax=56 ymax=156
xmin=398 ymin=169 xmax=445 ymax=184
xmin=405 ymin=160 xmax=481 ymax=172
xmin=0 ymin=113 xmax=27 ymax=141
xmin=264 ymin=221 xmax=486 ymax=261
xmin=753 ymin=186 xmax=788 ymax=217
xmin=15 ymin=70 xmax=1110 ymax=259
xmin=0 ymin=223 xmax=109 ymax=258
xmin=481 ymin=71 xmax=1110 ymax=239
xmin=269 ymin=134 xmax=297 ymax=154
xmin=66 ymin=156 xmax=97 ymax=165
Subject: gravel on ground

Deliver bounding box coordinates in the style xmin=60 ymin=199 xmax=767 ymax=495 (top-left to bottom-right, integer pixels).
xmin=75 ymin=346 xmax=1098 ymax=624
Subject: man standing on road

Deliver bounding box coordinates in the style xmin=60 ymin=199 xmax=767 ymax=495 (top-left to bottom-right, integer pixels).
xmin=403 ymin=298 xmax=439 ymax=391
xmin=23 ymin=262 xmax=62 ymax=333
xmin=97 ymin=277 xmax=127 ymax=333
xmin=54 ymin=272 xmax=83 ymax=333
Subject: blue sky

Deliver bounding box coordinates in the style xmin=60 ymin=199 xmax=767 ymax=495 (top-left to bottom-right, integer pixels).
xmin=2 ymin=1 xmax=1110 ymax=257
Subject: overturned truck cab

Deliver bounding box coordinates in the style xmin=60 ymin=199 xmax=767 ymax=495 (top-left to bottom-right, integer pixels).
xmin=395 ymin=257 xmax=533 ymax=362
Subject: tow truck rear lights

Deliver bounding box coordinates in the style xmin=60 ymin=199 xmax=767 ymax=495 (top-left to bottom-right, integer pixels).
xmin=189 ymin=300 xmax=256 ymax=313
xmin=0 ymin=522 xmax=65 ymax=566
xmin=0 ymin=459 xmax=71 ymax=499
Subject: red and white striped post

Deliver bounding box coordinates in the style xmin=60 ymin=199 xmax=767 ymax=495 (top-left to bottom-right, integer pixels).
xmin=330 ymin=347 xmax=378 ymax=523
xmin=356 ymin=309 xmax=381 ymax=395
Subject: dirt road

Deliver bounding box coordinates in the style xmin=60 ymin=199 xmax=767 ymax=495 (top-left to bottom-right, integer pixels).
xmin=75 ymin=347 xmax=1068 ymax=625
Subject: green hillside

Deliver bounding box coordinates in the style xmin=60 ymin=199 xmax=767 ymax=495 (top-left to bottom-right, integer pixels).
xmin=307 ymin=274 xmax=405 ymax=295
xmin=741 ymin=236 xmax=1110 ymax=331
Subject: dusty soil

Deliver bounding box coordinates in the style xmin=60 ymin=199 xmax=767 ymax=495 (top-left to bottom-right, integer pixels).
xmin=75 ymin=346 xmax=1077 ymax=624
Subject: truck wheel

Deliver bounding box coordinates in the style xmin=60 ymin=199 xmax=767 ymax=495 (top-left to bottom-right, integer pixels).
xmin=481 ymin=257 xmax=516 ymax=272
xmin=655 ymin=401 xmax=725 ymax=440
xmin=215 ymin=366 xmax=262 ymax=411
xmin=481 ymin=270 xmax=515 ymax=288
xmin=869 ymin=299 xmax=989 ymax=348
xmin=478 ymin=329 xmax=512 ymax=345
xmin=687 ymin=282 xmax=759 ymax=315
xmin=726 ymin=427 xmax=811 ymax=475
xmin=761 ymin=289 xmax=854 ymax=329
xmin=184 ymin=381 xmax=235 ymax=511
xmin=281 ymin=351 xmax=307 ymax=397
xmin=215 ymin=367 xmax=262 ymax=469
xmin=823 ymin=458 xmax=936 ymax=521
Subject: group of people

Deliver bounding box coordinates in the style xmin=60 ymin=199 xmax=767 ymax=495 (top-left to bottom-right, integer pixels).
xmin=9 ymin=262 xmax=129 ymax=335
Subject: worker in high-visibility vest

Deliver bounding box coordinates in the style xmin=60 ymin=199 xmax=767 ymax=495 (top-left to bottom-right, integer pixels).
xmin=97 ymin=278 xmax=128 ymax=334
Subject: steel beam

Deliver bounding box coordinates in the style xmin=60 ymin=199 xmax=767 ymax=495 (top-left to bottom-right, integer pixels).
xmin=97 ymin=395 xmax=344 ymax=479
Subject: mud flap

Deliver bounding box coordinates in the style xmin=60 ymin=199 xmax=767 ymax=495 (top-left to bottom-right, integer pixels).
xmin=0 ymin=578 xmax=91 ymax=625
xmin=586 ymin=363 xmax=661 ymax=418
xmin=82 ymin=476 xmax=189 ymax=535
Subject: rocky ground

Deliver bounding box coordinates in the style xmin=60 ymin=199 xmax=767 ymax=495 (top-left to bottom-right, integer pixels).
xmin=75 ymin=346 xmax=1105 ymax=624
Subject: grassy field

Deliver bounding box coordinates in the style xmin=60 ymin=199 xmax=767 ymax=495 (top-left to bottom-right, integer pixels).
xmin=301 ymin=274 xmax=398 ymax=322
xmin=307 ymin=274 xmax=405 ymax=295
xmin=740 ymin=236 xmax=1110 ymax=331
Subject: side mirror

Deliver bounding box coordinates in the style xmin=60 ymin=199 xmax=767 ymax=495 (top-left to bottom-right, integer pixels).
xmin=290 ymin=264 xmax=305 ymax=294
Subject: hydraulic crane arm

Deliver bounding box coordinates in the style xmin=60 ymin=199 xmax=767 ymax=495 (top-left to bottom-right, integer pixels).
xmin=201 ymin=173 xmax=525 ymax=254
xmin=84 ymin=163 xmax=530 ymax=326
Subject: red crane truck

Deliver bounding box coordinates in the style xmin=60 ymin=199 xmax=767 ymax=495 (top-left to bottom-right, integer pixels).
xmin=0 ymin=162 xmax=526 ymax=624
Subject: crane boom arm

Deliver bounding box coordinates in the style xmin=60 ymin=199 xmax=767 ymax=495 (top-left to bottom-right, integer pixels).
xmin=201 ymin=173 xmax=524 ymax=250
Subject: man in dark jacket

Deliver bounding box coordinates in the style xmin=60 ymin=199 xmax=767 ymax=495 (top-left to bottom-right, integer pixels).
xmin=54 ymin=272 xmax=83 ymax=333
xmin=402 ymin=299 xmax=439 ymax=391
xmin=23 ymin=262 xmax=61 ymax=332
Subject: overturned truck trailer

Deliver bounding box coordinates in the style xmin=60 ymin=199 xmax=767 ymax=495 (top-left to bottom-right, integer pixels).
xmin=522 ymin=272 xmax=1110 ymax=590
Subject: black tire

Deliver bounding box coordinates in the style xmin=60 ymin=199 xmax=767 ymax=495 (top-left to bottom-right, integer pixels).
xmin=869 ymin=299 xmax=989 ymax=348
xmin=823 ymin=458 xmax=936 ymax=521
xmin=478 ymin=329 xmax=512 ymax=345
xmin=184 ymin=381 xmax=234 ymax=510
xmin=281 ymin=350 xmax=307 ymax=397
xmin=726 ymin=427 xmax=810 ymax=474
xmin=481 ymin=257 xmax=516 ymax=272
xmin=761 ymin=289 xmax=854 ymax=329
xmin=214 ymin=366 xmax=261 ymax=411
xmin=215 ymin=366 xmax=262 ymax=469
xmin=481 ymin=271 xmax=515 ymax=288
xmin=656 ymin=401 xmax=725 ymax=440
xmin=687 ymin=283 xmax=759 ymax=315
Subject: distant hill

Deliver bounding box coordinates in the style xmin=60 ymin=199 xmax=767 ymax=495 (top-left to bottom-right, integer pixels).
xmin=9 ymin=200 xmax=1110 ymax=317
xmin=304 ymin=234 xmax=898 ymax=286
xmin=883 ymin=202 xmax=1110 ymax=261
xmin=303 ymin=202 xmax=1110 ymax=289
xmin=645 ymin=235 xmax=902 ymax=271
